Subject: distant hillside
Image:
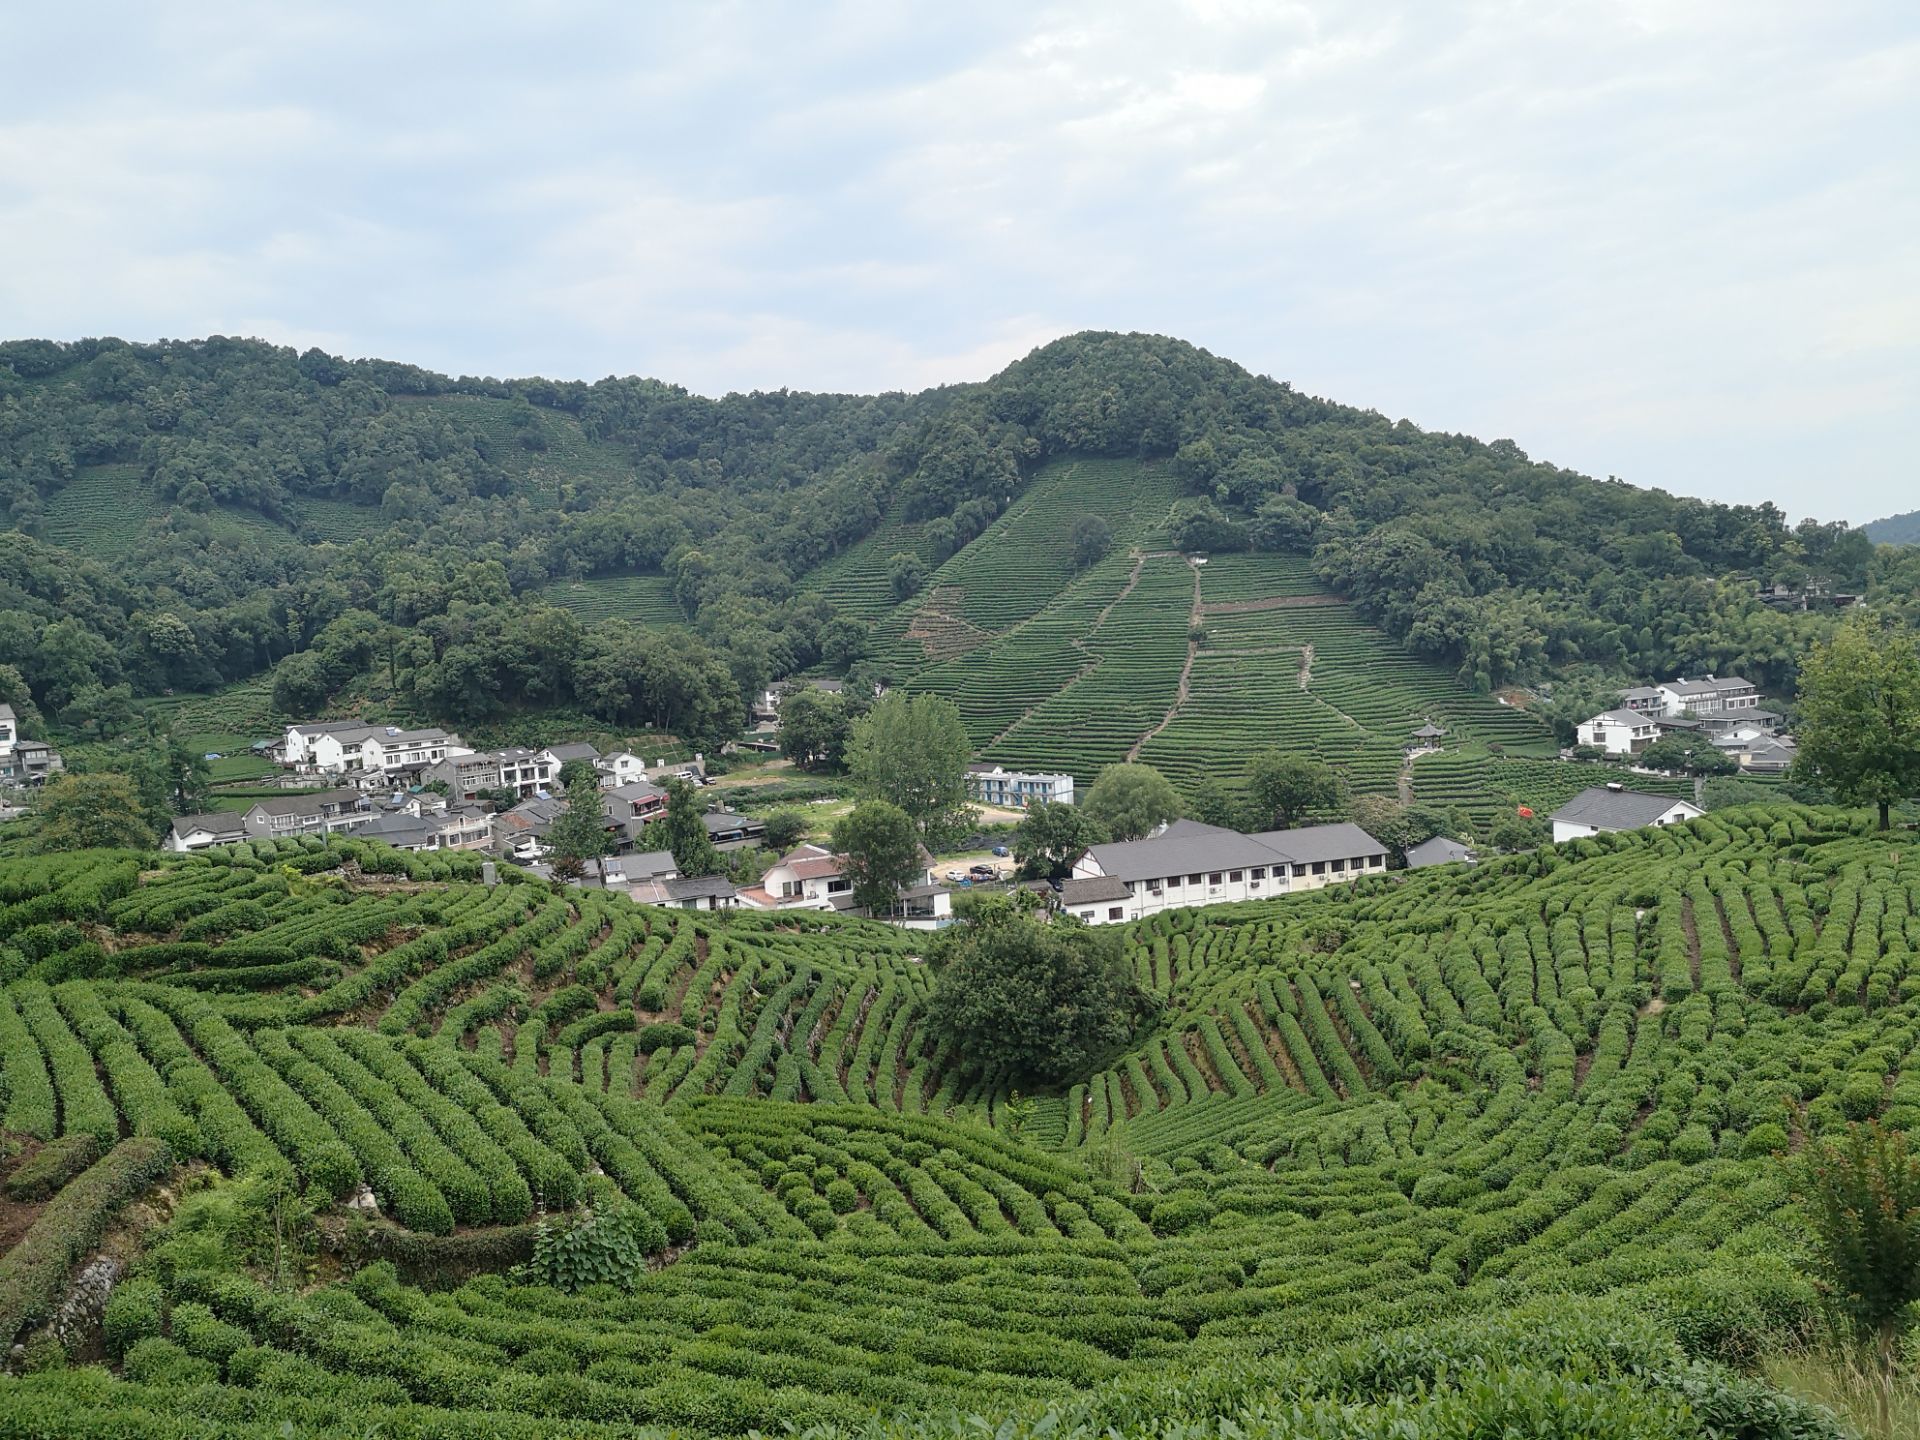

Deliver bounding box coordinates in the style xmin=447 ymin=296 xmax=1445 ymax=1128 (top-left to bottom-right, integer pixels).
xmin=0 ymin=330 xmax=1879 ymax=807
xmin=1866 ymin=508 xmax=1920 ymax=545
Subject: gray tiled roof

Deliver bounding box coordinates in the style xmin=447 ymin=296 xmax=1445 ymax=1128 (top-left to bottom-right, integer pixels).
xmin=170 ymin=811 xmax=246 ymax=840
xmin=1255 ymin=823 xmax=1390 ymax=866
xmin=1082 ymin=820 xmax=1386 ymax=883
xmin=666 ymin=874 xmax=738 ymax=901
xmin=1549 ymin=786 xmax=1698 ymax=831
xmin=543 ymin=742 xmax=601 ymax=762
xmin=1405 ymin=836 xmax=1475 ymax=869
xmin=1061 ymin=875 xmax=1131 ymax=905
xmin=1586 ymin=708 xmax=1653 ymax=728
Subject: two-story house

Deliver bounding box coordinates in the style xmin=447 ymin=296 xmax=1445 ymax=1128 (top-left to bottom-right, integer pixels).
xmin=964 ymin=764 xmax=1075 ymax=808
xmin=1656 ymin=676 xmax=1760 ymax=718
xmin=0 ymin=704 xmax=64 ymax=788
xmin=1574 ymin=708 xmax=1660 ymax=756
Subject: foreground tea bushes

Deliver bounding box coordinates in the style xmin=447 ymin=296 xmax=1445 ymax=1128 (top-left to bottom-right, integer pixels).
xmin=0 ymin=807 xmax=1915 ymax=1434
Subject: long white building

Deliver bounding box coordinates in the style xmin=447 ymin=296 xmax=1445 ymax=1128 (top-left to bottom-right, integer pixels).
xmin=1064 ymin=819 xmax=1387 ymax=925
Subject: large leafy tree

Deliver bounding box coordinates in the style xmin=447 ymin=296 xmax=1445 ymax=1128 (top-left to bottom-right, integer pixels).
xmin=1246 ymin=752 xmax=1339 ymax=830
xmin=1080 ymin=763 xmax=1180 ymax=842
xmin=645 ymin=778 xmax=723 ymax=877
xmin=1793 ymin=613 xmax=1920 ymax=830
xmin=33 ymin=774 xmax=157 ymax=852
xmin=1012 ymin=801 xmax=1108 ymax=880
xmin=846 ymin=693 xmax=971 ymax=841
xmin=1639 ymin=734 xmax=1737 ymax=777
xmin=778 ymin=688 xmax=853 ymax=773
xmin=922 ymin=900 xmax=1156 ymax=1085
xmin=830 ymin=801 xmax=923 ymax=917
xmin=544 ymin=774 xmax=614 ymax=882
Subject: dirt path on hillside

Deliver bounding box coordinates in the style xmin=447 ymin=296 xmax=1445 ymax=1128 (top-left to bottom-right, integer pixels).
xmin=1127 ymin=564 xmax=1204 ymax=762
xmin=1298 ymin=643 xmax=1315 ymax=690
xmin=1398 ymin=753 xmax=1414 ymax=805
xmin=1200 ymin=593 xmax=1344 ymax=615
xmin=983 ymin=550 xmax=1150 ymax=750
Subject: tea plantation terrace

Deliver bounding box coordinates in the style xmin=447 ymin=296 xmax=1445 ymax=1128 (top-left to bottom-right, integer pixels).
xmin=1065 ymin=818 xmax=1387 ymax=924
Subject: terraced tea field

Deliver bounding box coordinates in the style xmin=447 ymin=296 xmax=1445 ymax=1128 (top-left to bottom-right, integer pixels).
xmin=38 ymin=467 xmax=300 ymax=562
xmin=539 ymin=572 xmax=687 ymax=627
xmin=0 ymin=807 xmax=1901 ymax=1435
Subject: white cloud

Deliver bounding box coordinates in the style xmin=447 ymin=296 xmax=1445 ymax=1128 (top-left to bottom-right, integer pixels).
xmin=0 ymin=0 xmax=1913 ymax=519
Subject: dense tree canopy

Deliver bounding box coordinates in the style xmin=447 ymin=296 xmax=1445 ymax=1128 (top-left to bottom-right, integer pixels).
xmin=922 ymin=900 xmax=1156 ymax=1085
xmin=0 ymin=329 xmax=1894 ymax=740
xmin=1081 ymin=763 xmax=1182 ymax=842
xmin=1792 ymin=614 xmax=1920 ymax=831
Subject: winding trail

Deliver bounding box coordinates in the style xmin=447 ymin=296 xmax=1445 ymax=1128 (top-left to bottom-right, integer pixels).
xmin=1127 ymin=563 xmax=1205 ymax=762
xmin=982 ymin=550 xmax=1150 ymax=751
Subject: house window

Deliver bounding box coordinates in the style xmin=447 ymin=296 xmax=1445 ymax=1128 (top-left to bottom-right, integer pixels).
xmin=827 ymin=878 xmax=851 ymax=893
xmin=1079 ymin=911 xmax=1094 ymax=921
xmin=1250 ymin=867 xmax=1265 ymax=880
xmin=781 ymin=880 xmax=801 ymax=898
xmin=1229 ymin=871 xmax=1242 ymax=882
xmin=1330 ymin=858 xmax=1345 ymax=873
xmin=1312 ymin=862 xmax=1326 ymax=876
xmin=1208 ymin=872 xmax=1222 ymax=885
xmin=1369 ymin=854 xmax=1383 ymax=868
xmin=1187 ymin=874 xmax=1202 ymax=885
xmin=1107 ymin=907 xmax=1124 ymax=921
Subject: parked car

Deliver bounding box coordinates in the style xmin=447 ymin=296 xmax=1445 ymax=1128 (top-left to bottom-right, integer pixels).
xmin=968 ymin=863 xmax=998 ymax=882
xmin=991 ymin=845 xmax=1010 ymax=857
xmin=944 ymin=869 xmax=967 ymax=883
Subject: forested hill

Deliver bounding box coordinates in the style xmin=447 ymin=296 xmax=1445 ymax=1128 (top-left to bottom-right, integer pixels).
xmin=0 ymin=331 xmax=1906 ymax=743
xmin=1866 ymin=509 xmax=1920 ymax=546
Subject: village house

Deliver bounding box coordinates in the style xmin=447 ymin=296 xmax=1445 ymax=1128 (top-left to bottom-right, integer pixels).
xmin=1575 ymin=708 xmax=1660 ymax=756
xmin=964 ymin=763 xmax=1075 ymax=808
xmin=281 ymin=721 xmax=463 ymax=777
xmin=1548 ymin=784 xmax=1704 ymax=843
xmin=163 ymin=787 xmax=375 ymax=852
xmin=1655 ymin=675 xmax=1760 ymax=718
xmin=740 ymin=842 xmax=948 ymax=926
xmin=426 ymin=751 xmax=505 ymax=800
xmin=1405 ymin=836 xmax=1476 ymax=870
xmin=594 ymin=751 xmax=649 ymax=789
xmin=491 ymin=796 xmax=567 ymax=863
xmin=604 ymin=781 xmax=671 ymax=846
xmin=1064 ymin=819 xmax=1388 ymax=925
xmin=0 ymin=705 xmax=63 ymax=788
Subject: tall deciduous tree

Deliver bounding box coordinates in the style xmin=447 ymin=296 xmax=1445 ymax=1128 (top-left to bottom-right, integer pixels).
xmin=1247 ymin=752 xmax=1339 ymax=830
xmin=760 ymin=807 xmax=809 ymax=853
xmin=1793 ymin=614 xmax=1920 ymax=830
xmin=846 ymin=693 xmax=971 ymax=841
xmin=648 ymin=778 xmax=722 ymax=877
xmin=1081 ymin=763 xmax=1181 ymax=842
xmin=545 ymin=774 xmax=613 ymax=882
xmin=831 ymin=801 xmax=923 ymax=917
xmin=32 ymin=774 xmax=157 ymax=852
xmin=778 ymin=688 xmax=853 ymax=773
xmin=1012 ymin=801 xmax=1109 ymax=880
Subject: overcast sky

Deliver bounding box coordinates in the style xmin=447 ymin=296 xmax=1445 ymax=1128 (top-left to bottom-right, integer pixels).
xmin=3 ymin=3 xmax=1915 ymax=522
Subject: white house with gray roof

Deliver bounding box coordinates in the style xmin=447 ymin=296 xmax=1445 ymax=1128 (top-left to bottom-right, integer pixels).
xmin=1655 ymin=675 xmax=1760 ymax=718
xmin=1549 ymin=785 xmax=1703 ymax=844
xmin=1575 ymin=708 xmax=1660 ymax=756
xmin=282 ymin=721 xmax=463 ymax=776
xmin=1066 ymin=819 xmax=1387 ymax=925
